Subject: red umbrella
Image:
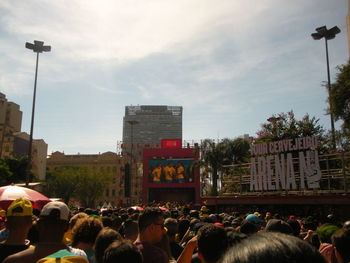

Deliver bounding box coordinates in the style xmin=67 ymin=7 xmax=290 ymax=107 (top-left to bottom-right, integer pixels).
xmin=131 ymin=206 xmax=144 ymax=211
xmin=159 ymin=206 xmax=169 ymax=211
xmin=0 ymin=185 xmax=51 ymax=210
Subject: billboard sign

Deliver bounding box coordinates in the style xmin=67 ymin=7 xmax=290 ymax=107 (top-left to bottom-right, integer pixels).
xmin=250 ymin=136 xmax=321 ymax=191
xmin=161 ymin=139 xmax=182 ymax=149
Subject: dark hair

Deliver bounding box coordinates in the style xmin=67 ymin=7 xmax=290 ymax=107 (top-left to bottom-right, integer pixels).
xmin=197 ymin=224 xmax=228 ymax=263
xmin=332 ymin=228 xmax=350 ymax=263
xmin=239 ymin=220 xmax=258 ymax=235
xmin=94 ymin=227 xmax=123 ymax=263
xmin=287 ymin=219 xmax=301 ymax=237
xmin=103 ymin=240 xmax=143 ymax=263
xmin=265 ymin=219 xmax=293 ymax=235
xmin=101 ymin=216 xmax=113 ymax=228
xmin=71 ymin=217 xmax=103 ymax=246
xmin=222 ymin=232 xmax=326 ymax=263
xmin=138 ymin=207 xmax=163 ymax=232
xmin=226 ymin=229 xmax=247 ymax=247
xmin=164 ymin=217 xmax=178 ymax=236
xmin=122 ymin=219 xmax=139 ymax=240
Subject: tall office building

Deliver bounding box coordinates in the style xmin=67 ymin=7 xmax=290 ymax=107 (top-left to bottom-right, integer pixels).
xmin=0 ymin=93 xmax=47 ymax=182
xmin=122 ymin=105 xmax=183 ymax=162
xmin=0 ymin=93 xmax=22 ymax=157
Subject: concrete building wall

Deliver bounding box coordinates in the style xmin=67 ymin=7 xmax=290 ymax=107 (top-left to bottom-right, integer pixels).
xmin=122 ymin=105 xmax=182 ymax=162
xmin=0 ymin=93 xmax=22 ymax=157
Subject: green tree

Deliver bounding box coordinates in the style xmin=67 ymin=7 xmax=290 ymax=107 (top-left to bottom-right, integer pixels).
xmin=255 ymin=111 xmax=326 ymax=146
xmin=75 ymin=170 xmax=112 ymax=208
xmin=0 ymin=156 xmax=32 ymax=185
xmin=200 ymin=139 xmax=225 ymax=196
xmin=329 ymin=62 xmax=350 ymax=150
xmin=200 ymin=137 xmax=251 ymax=196
xmin=44 ymin=166 xmax=112 ymax=207
xmin=0 ymin=159 xmax=12 ymax=186
xmin=230 ymin=137 xmax=251 ymax=163
xmin=330 ymin=62 xmax=350 ymax=130
xmin=44 ymin=166 xmax=82 ymax=204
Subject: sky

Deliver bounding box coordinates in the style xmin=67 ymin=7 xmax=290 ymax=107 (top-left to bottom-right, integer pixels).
xmin=0 ymin=0 xmax=348 ymax=155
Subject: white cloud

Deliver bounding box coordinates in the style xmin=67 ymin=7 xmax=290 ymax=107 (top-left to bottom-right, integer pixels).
xmin=0 ymin=0 xmax=347 ymax=153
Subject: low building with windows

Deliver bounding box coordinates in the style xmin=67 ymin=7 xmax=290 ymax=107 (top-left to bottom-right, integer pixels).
xmin=46 ymin=151 xmax=142 ymax=207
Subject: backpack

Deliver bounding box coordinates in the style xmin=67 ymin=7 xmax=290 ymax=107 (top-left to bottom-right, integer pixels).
xmin=36 ymin=249 xmax=89 ymax=263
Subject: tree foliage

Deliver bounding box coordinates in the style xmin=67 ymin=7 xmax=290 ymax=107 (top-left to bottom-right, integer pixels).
xmin=44 ymin=166 xmax=112 ymax=207
xmin=200 ymin=137 xmax=251 ymax=196
xmin=330 ymin=62 xmax=350 ymax=130
xmin=0 ymin=156 xmax=31 ymax=186
xmin=255 ymin=111 xmax=325 ymax=142
xmin=0 ymin=159 xmax=12 ymax=186
xmin=44 ymin=166 xmax=82 ymax=204
xmin=75 ymin=171 xmax=112 ymax=208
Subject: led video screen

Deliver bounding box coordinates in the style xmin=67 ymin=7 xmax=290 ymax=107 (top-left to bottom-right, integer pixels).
xmin=148 ymin=158 xmax=194 ymax=183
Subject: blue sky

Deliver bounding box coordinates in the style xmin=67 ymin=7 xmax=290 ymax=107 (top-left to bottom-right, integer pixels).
xmin=0 ymin=0 xmax=348 ymax=154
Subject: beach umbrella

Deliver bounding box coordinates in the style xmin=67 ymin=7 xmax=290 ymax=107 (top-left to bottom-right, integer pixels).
xmin=0 ymin=185 xmax=51 ymax=210
xmin=131 ymin=206 xmax=144 ymax=211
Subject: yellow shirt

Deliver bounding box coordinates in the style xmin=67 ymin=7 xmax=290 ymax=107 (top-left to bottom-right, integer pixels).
xmin=177 ymin=165 xmax=185 ymax=179
xmin=152 ymin=167 xmax=161 ymax=182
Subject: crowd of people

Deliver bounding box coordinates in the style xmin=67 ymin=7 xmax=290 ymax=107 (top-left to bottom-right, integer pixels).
xmin=0 ymin=198 xmax=349 ymax=263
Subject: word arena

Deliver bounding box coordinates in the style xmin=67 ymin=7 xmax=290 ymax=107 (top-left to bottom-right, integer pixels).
xmin=250 ymin=136 xmax=321 ymax=191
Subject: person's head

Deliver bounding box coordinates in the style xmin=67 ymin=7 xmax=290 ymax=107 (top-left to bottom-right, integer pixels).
xmin=94 ymin=227 xmax=123 ymax=263
xmin=302 ymin=216 xmax=317 ymax=231
xmin=287 ymin=219 xmax=301 ymax=237
xmin=38 ymin=201 xmax=70 ymax=241
xmin=222 ymin=232 xmax=326 ymax=263
xmin=69 ymin=212 xmax=88 ymax=229
xmin=343 ymin=220 xmax=350 ymax=230
xmin=5 ymin=198 xmax=33 ymax=231
xmin=138 ymin=207 xmax=166 ymax=244
xmin=164 ymin=217 xmax=178 ymax=237
xmin=197 ymin=224 xmax=228 ymax=263
xmin=317 ymin=224 xmax=340 ymax=244
xmin=331 ymin=228 xmax=350 ymax=263
xmin=265 ymin=219 xmax=293 ymax=235
xmin=225 ymin=229 xmax=247 ymax=247
xmin=245 ymin=214 xmax=260 ymax=225
xmin=103 ymin=240 xmax=143 ymax=263
xmin=239 ymin=220 xmax=258 ymax=235
xmin=71 ymin=217 xmax=103 ymax=247
xmin=123 ymin=219 xmax=139 ymax=242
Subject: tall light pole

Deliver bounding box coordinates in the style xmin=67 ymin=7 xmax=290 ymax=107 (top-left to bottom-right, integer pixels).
xmin=125 ymin=120 xmax=139 ymax=198
xmin=311 ymin=25 xmax=340 ymax=151
xmin=25 ymin=40 xmax=51 ymax=186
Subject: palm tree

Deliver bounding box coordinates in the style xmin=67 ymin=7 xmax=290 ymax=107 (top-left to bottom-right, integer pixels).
xmin=200 ymin=138 xmax=251 ymax=196
xmin=230 ymin=137 xmax=251 ymax=163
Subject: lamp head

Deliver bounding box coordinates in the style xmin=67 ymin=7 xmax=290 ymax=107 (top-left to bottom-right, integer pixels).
xmin=25 ymin=40 xmax=51 ymax=53
xmin=312 ymin=25 xmax=341 ymax=40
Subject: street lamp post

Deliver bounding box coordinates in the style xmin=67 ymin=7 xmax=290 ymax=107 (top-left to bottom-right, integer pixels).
xmin=25 ymin=40 xmax=51 ymax=186
xmin=311 ymin=25 xmax=340 ymax=151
